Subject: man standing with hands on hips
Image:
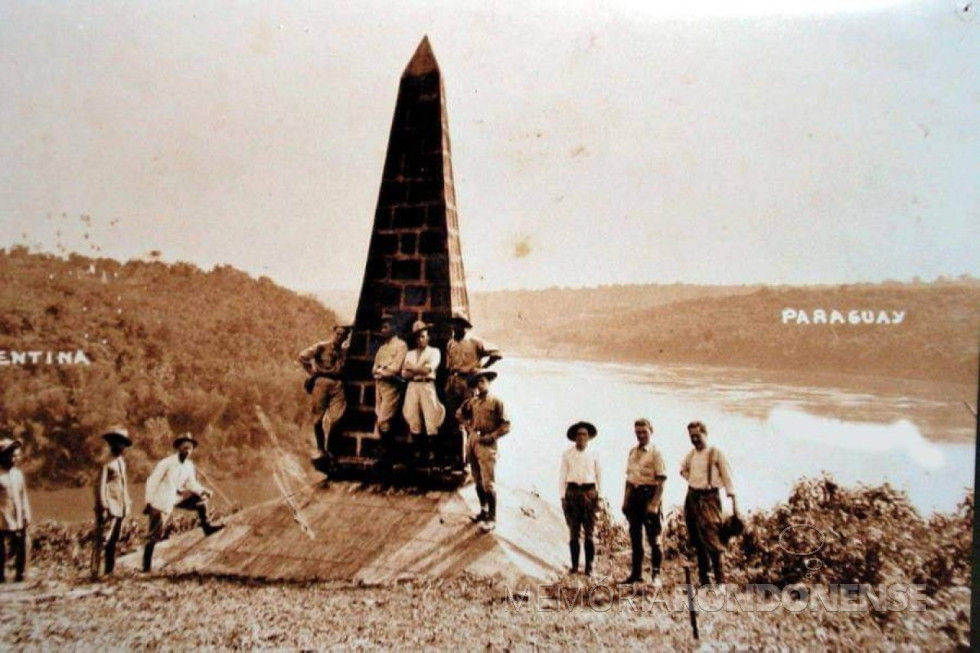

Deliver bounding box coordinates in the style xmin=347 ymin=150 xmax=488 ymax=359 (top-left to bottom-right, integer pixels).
xmin=456 ymin=370 xmax=510 ymax=530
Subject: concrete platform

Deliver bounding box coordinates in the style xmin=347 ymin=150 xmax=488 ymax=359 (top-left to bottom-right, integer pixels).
xmin=123 ymin=481 xmax=568 ymax=587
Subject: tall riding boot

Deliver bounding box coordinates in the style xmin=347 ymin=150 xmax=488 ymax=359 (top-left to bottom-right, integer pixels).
xmin=486 ymin=492 xmax=497 ymax=523
xmin=583 ymin=539 xmax=595 ymax=577
xmin=198 ymin=503 xmax=224 ymax=536
xmin=105 ymin=543 xmax=116 ymax=575
xmin=314 ymin=422 xmax=326 ymax=454
xmin=569 ymin=540 xmax=580 ymax=574
xmin=695 ymin=548 xmax=710 ymax=586
xmin=473 ymin=485 xmax=488 ymax=521
xmin=710 ymin=550 xmax=725 ymax=584
xmin=142 ymin=543 xmax=155 ymax=573
xmin=650 ymin=542 xmax=663 ymax=582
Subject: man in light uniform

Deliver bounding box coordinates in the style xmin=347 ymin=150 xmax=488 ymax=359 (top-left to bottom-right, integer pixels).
xmin=621 ymin=418 xmax=667 ymax=586
xmin=142 ymin=434 xmax=223 ymax=573
xmin=372 ymin=314 xmax=408 ymax=437
xmin=298 ymin=325 xmax=352 ymax=459
xmin=92 ymin=427 xmax=133 ymax=579
xmin=680 ymin=420 xmax=737 ymax=586
xmin=401 ymin=321 xmax=446 ymax=462
xmin=457 ymin=370 xmax=510 ymax=529
xmin=559 ymin=421 xmax=601 ymax=576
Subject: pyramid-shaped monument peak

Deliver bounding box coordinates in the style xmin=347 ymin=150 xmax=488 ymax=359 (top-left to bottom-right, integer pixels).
xmin=404 ymin=36 xmax=439 ymax=77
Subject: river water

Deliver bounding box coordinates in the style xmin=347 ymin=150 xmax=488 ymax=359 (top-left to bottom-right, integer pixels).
xmin=491 ymin=357 xmax=976 ymax=516
xmin=31 ymin=357 xmax=976 ymax=522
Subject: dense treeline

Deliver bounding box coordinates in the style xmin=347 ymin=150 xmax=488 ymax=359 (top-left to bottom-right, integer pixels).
xmin=472 ymin=282 xmax=980 ymax=386
xmin=0 ymin=247 xmax=338 ymax=488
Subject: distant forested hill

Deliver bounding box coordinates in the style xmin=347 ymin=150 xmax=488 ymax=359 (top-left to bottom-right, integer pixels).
xmin=470 ymin=282 xmax=980 ymax=386
xmin=0 ymin=247 xmax=338 ymax=488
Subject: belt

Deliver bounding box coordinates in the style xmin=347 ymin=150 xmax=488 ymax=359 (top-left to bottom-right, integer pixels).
xmin=315 ymin=373 xmax=342 ymax=381
xmin=566 ymin=483 xmax=597 ymax=490
xmin=409 ymin=379 xmax=435 ymax=383
xmin=628 ymin=483 xmax=659 ymax=489
xmin=688 ymin=487 xmax=719 ymax=495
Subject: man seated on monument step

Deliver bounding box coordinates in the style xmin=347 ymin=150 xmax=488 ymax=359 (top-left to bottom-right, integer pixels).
xmin=401 ymin=320 xmax=446 ymax=466
xmin=298 ymin=324 xmax=352 ymax=470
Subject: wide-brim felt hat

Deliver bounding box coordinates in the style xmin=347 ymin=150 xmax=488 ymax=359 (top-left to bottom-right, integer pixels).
xmin=0 ymin=438 xmax=23 ymax=456
xmin=173 ymin=434 xmax=199 ymax=449
xmin=448 ymin=312 xmax=473 ymax=329
xmin=566 ymin=421 xmax=598 ymax=441
xmin=466 ymin=369 xmax=498 ymax=387
xmin=411 ymin=320 xmax=433 ymax=335
xmin=101 ymin=427 xmax=133 ymax=448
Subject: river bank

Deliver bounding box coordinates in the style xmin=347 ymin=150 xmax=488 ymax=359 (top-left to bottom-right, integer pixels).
xmin=5 ymin=476 xmax=972 ymax=650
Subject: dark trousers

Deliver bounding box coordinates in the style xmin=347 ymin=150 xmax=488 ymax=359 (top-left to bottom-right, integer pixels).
xmin=143 ymin=495 xmax=213 ymax=572
xmin=684 ymin=488 xmax=725 ymax=585
xmin=0 ymin=529 xmax=28 ymax=582
xmin=91 ymin=514 xmax=124 ymax=579
xmin=624 ymin=485 xmax=663 ymax=579
xmin=563 ymin=484 xmax=598 ymax=571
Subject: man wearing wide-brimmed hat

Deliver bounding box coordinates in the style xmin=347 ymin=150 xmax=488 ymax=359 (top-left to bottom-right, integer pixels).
xmin=298 ymin=324 xmax=353 ymax=462
xmin=621 ymin=418 xmax=667 ymax=586
xmin=142 ymin=434 xmax=223 ymax=573
xmin=0 ymin=436 xmax=30 ymax=583
xmin=401 ymin=320 xmax=446 ymax=462
xmin=444 ymin=311 xmax=501 ymax=438
xmin=456 ymin=369 xmax=510 ymax=529
xmin=559 ymin=421 xmax=601 ymax=575
xmin=91 ymin=427 xmax=133 ymax=579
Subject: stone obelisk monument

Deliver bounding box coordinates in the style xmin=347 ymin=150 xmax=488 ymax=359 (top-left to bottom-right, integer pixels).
xmin=330 ymin=36 xmax=470 ymax=470
xmin=121 ymin=38 xmax=569 ymax=586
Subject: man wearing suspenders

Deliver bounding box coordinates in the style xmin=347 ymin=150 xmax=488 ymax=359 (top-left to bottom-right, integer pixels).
xmin=680 ymin=420 xmax=737 ymax=586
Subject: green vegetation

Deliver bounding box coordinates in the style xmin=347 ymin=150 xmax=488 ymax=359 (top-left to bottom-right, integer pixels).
xmin=0 ymin=247 xmax=337 ymax=488
xmin=472 ymin=281 xmax=980 ymax=385
xmin=14 ymin=476 xmax=973 ymax=649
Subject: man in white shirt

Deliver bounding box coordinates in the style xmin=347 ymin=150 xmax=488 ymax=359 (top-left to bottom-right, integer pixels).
xmin=142 ymin=434 xmax=223 ymax=573
xmin=401 ymin=321 xmax=446 ymax=463
xmin=558 ymin=421 xmax=601 ymax=576
xmin=680 ymin=420 xmax=737 ymax=586
xmin=621 ymin=418 xmax=667 ymax=586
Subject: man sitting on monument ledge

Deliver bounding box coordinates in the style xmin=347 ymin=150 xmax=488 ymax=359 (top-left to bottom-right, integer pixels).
xmin=400 ymin=320 xmax=446 ymax=464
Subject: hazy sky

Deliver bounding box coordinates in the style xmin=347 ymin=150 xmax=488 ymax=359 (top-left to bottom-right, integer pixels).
xmin=1 ymin=0 xmax=977 ymax=292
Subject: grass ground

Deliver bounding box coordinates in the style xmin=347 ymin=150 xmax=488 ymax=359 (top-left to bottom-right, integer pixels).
xmin=0 ymin=552 xmax=970 ymax=650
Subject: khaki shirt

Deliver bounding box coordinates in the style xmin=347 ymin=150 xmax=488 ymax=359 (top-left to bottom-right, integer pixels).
xmin=373 ymin=336 xmax=408 ymax=379
xmin=96 ymin=456 xmax=131 ymax=518
xmin=457 ymin=394 xmax=509 ymax=439
xmin=446 ymin=336 xmax=500 ymax=374
xmin=626 ymin=444 xmax=667 ymax=486
xmin=298 ymin=341 xmax=346 ymax=377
